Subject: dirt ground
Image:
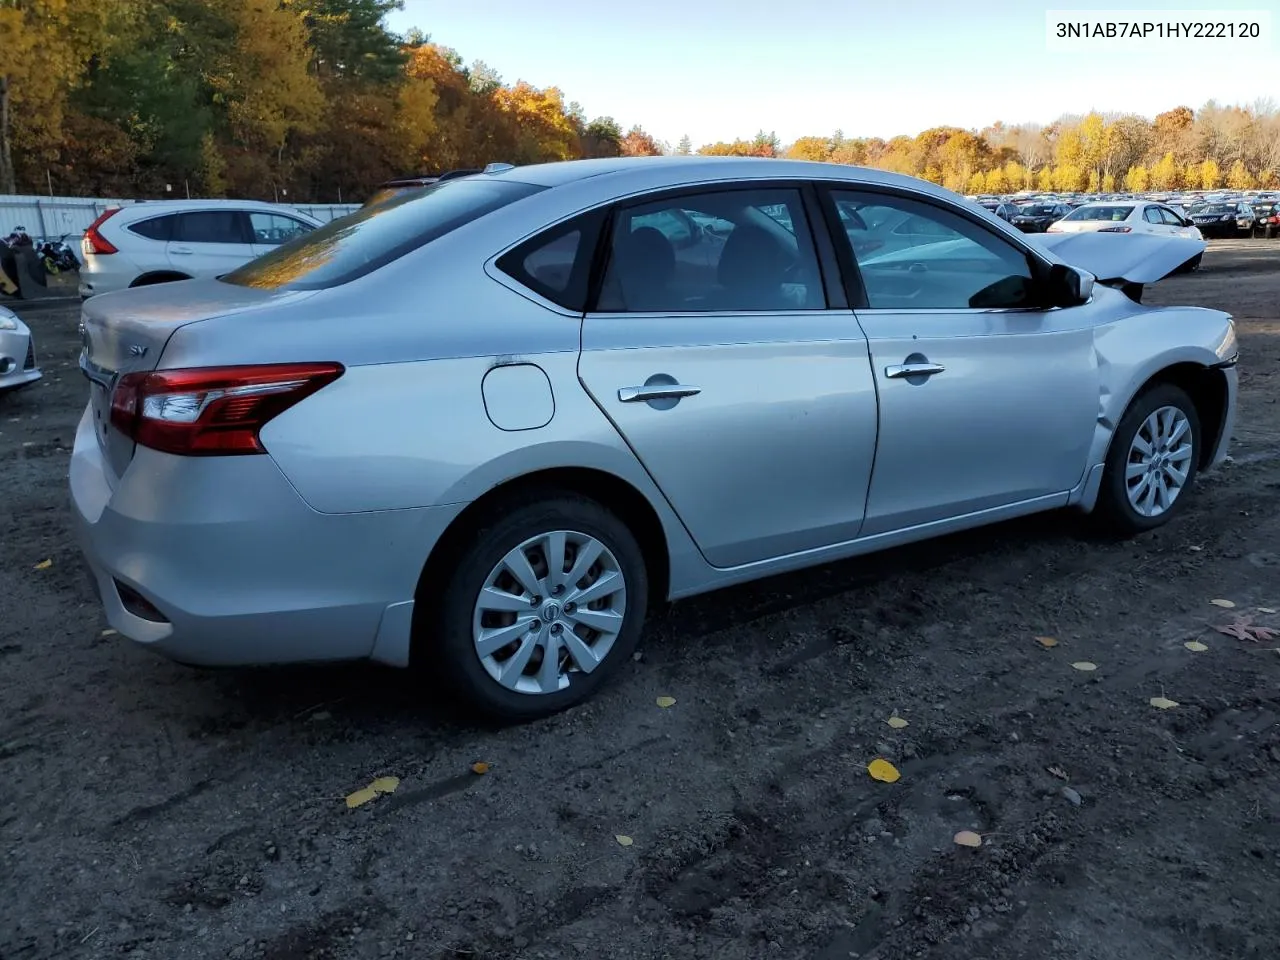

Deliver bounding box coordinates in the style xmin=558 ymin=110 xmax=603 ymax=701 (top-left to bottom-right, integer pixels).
xmin=3 ymin=239 xmax=1280 ymax=960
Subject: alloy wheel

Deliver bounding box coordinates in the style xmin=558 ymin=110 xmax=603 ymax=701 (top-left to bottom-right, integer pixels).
xmin=1124 ymin=404 xmax=1194 ymax=518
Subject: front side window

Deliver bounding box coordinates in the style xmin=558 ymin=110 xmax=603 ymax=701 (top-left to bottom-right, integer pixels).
xmin=223 ymin=178 xmax=544 ymax=290
xmin=595 ymin=188 xmax=825 ymax=313
xmin=832 ymin=190 xmax=1038 ymax=311
xmin=176 ymin=211 xmax=247 ymax=244
xmin=250 ymin=212 xmax=314 ymax=245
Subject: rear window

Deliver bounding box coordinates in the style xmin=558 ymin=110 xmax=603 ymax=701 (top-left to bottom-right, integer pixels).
xmin=224 ymin=178 xmax=545 ymax=290
xmin=128 ymin=215 xmax=177 ymax=241
xmin=1064 ymin=205 xmax=1134 ymax=222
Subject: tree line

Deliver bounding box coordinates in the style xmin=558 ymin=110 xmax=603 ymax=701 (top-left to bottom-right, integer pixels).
xmin=3 ymin=1 xmax=1278 ymax=202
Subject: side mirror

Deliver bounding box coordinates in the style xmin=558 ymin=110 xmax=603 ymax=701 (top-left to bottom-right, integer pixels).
xmin=1046 ymin=263 xmax=1094 ymax=307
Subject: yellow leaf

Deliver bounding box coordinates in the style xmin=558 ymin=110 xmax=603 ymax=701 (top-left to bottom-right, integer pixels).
xmin=471 ymin=762 xmax=490 ymax=775
xmin=655 ymin=696 xmax=676 ymax=708
xmin=1183 ymin=641 xmax=1208 ymax=652
xmin=370 ymin=776 xmax=400 ymax=794
xmin=33 ymin=559 xmax=52 ymax=570
xmin=1149 ymin=696 xmax=1179 ymax=709
xmin=1034 ymin=636 xmax=1059 ymax=648
xmin=1210 ymin=599 xmax=1236 ymax=608
xmin=886 ymin=715 xmax=909 ymax=729
xmin=867 ymin=758 xmax=901 ymax=783
xmin=1071 ymin=661 xmax=1097 ymax=672
xmin=953 ymin=830 xmax=983 ymax=848
xmin=345 ymin=786 xmax=378 ymax=809
xmin=615 ymin=835 xmax=633 ymax=847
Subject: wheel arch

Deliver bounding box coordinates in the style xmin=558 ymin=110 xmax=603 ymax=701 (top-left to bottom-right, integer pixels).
xmin=409 ymin=466 xmax=672 ymax=660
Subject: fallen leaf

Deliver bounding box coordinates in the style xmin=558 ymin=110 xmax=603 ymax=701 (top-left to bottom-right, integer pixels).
xmin=1070 ymin=661 xmax=1097 ymax=672
xmin=867 ymin=758 xmax=901 ymax=783
xmin=345 ymin=786 xmax=378 ymax=809
xmin=471 ymin=762 xmax=490 ymax=775
xmin=1046 ymin=765 xmax=1068 ymax=780
xmin=886 ymin=715 xmax=909 ymax=729
xmin=615 ymin=835 xmax=633 ymax=847
xmin=953 ymin=830 xmax=983 ymax=848
xmin=1034 ymin=636 xmax=1059 ymax=649
xmin=100 ymin=628 xmax=117 ymax=637
xmin=1188 ymin=544 xmax=1203 ymax=552
xmin=1183 ymin=640 xmax=1208 ymax=652
xmin=1215 ymin=618 xmax=1279 ymax=642
xmin=33 ymin=559 xmax=52 ymax=570
xmin=1210 ymin=599 xmax=1236 ymax=608
xmin=655 ymin=696 xmax=676 ymax=708
xmin=1149 ymin=696 xmax=1179 ymax=710
xmin=1258 ymin=607 xmax=1278 ymax=614
xmin=345 ymin=776 xmax=400 ymax=808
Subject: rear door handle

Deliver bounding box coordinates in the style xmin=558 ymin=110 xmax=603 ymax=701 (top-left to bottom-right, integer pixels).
xmin=618 ymin=384 xmax=702 ymax=403
xmin=170 ymin=245 xmax=194 ymax=255
xmin=884 ymin=362 xmax=945 ymax=379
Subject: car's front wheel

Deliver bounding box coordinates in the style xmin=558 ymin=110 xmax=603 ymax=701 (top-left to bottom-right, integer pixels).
xmin=1095 ymin=383 xmax=1202 ymax=536
xmin=425 ymin=493 xmax=648 ymax=721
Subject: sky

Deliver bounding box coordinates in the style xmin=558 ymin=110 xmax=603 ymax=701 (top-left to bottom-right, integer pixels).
xmin=386 ymin=0 xmax=1279 ymax=148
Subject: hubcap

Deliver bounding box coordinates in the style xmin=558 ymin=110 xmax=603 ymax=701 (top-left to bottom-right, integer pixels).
xmin=1125 ymin=405 xmax=1194 ymax=518
xmin=472 ymin=530 xmax=627 ymax=695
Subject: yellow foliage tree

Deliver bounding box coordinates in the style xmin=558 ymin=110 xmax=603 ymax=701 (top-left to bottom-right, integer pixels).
xmin=494 ymin=82 xmax=579 ymax=163
xmin=1199 ymin=158 xmax=1221 ymax=190
xmin=985 ymin=168 xmax=1007 ymax=193
xmin=1226 ymin=160 xmax=1256 ymax=190
xmin=1036 ymin=166 xmax=1054 ymax=191
xmin=1181 ymin=163 xmax=1200 ymax=189
xmin=1086 ymin=169 xmax=1100 ymax=193
xmin=1125 ymin=165 xmax=1150 ymax=192
xmin=1054 ymin=165 xmax=1084 ymax=192
xmin=1102 ymin=172 xmax=1116 ymax=192
xmin=787 ymin=136 xmax=832 ymax=162
xmin=1260 ymin=169 xmax=1278 ymax=189
xmin=1004 ymin=161 xmax=1027 ymax=191
xmin=1150 ymin=152 xmax=1180 ymax=190
xmin=967 ymin=171 xmax=985 ymax=194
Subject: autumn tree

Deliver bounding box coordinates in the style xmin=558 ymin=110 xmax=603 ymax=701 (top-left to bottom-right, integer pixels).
xmin=1226 ymin=159 xmax=1255 ymax=190
xmin=1199 ymin=158 xmax=1221 ymax=190
xmin=1151 ymin=152 xmax=1181 ymax=190
xmin=618 ymin=125 xmax=663 ymax=157
xmin=1124 ymin=165 xmax=1150 ymax=192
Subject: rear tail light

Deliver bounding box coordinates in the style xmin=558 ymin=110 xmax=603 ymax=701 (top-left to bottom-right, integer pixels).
xmin=109 ymin=362 xmax=344 ymax=456
xmin=1097 ymin=226 xmax=1132 ymax=233
xmin=84 ymin=208 xmax=121 ymax=254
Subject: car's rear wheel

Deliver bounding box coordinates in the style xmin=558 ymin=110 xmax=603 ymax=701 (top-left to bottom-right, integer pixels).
xmin=1094 ymin=383 xmax=1201 ymax=536
xmin=426 ymin=493 xmax=648 ymax=721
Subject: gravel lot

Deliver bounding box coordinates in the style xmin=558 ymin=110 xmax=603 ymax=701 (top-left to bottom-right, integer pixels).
xmin=3 ymin=239 xmax=1280 ymax=960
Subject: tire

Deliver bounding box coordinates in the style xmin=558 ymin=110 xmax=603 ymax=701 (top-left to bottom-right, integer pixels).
xmin=1094 ymin=383 xmax=1202 ymax=536
xmin=423 ymin=492 xmax=649 ymax=722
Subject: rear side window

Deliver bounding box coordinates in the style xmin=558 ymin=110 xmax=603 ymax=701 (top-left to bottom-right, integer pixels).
xmin=176 ymin=211 xmax=248 ymax=244
xmin=494 ymin=211 xmax=605 ymax=312
xmin=128 ymin=215 xmax=177 ymax=241
xmin=224 ymin=179 xmax=545 ymax=291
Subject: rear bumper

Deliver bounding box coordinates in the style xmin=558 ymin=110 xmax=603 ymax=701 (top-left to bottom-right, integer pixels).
xmin=69 ymin=405 xmax=462 ymax=667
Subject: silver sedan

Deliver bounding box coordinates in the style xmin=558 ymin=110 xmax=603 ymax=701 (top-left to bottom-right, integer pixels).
xmin=69 ymin=157 xmax=1239 ymax=720
xmin=0 ymin=305 xmax=42 ymax=394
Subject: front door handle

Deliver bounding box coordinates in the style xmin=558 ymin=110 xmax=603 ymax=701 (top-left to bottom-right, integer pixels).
xmin=618 ymin=384 xmax=702 ymax=403
xmin=885 ymin=362 xmax=945 ymax=379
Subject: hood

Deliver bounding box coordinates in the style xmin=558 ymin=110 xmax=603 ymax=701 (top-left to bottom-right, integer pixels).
xmin=1026 ymin=232 xmax=1206 ymax=284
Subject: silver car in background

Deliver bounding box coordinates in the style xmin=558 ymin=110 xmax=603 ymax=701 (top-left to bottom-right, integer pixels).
xmin=0 ymin=305 xmax=42 ymax=393
xmin=70 ymin=157 xmax=1239 ymax=721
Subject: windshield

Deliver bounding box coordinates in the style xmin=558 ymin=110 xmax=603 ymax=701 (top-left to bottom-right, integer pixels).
xmin=1063 ymin=205 xmax=1134 ymax=222
xmin=1188 ymin=203 xmax=1234 ymax=215
xmin=223 ymin=178 xmax=543 ymax=290
xmin=1019 ymin=205 xmax=1058 ymax=216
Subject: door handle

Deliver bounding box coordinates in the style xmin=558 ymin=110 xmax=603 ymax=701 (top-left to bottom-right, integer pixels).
xmin=618 ymin=384 xmax=702 ymax=403
xmin=884 ymin=362 xmax=945 ymax=379
xmin=170 ymin=245 xmax=193 ymax=255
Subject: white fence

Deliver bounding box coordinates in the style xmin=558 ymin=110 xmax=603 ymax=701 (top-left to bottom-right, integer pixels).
xmin=0 ymin=195 xmax=360 ymax=241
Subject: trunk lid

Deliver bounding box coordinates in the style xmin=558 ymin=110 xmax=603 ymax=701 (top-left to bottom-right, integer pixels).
xmin=78 ymin=279 xmax=319 ymax=482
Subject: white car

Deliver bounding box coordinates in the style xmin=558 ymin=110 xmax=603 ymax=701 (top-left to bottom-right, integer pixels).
xmin=78 ymin=200 xmax=323 ymax=298
xmin=0 ymin=305 xmax=42 ymax=393
xmin=1047 ymin=201 xmax=1203 ymax=241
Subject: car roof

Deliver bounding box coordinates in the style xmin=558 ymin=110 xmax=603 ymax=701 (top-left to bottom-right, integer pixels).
xmin=111 ymin=199 xmax=311 ymax=219
xmin=489 ymin=155 xmax=960 ymax=199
